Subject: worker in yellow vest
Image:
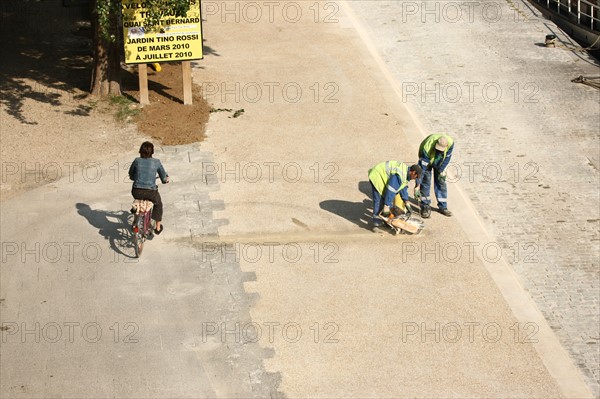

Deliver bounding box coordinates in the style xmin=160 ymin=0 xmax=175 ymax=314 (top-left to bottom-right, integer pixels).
xmin=368 ymin=161 xmax=422 ymax=228
xmin=417 ymin=134 xmax=454 ymax=218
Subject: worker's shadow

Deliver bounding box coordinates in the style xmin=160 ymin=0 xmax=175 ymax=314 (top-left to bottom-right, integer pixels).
xmin=319 ymin=181 xmax=374 ymax=230
xmin=320 ymin=181 xmax=422 ymax=230
xmin=75 ymin=203 xmax=138 ymax=259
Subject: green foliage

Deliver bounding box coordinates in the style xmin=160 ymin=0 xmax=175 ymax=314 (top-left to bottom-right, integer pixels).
xmin=108 ymin=95 xmax=133 ymax=105
xmin=231 ymin=109 xmax=244 ymax=118
xmin=95 ymin=0 xmax=192 ymax=40
xmin=143 ymin=0 xmax=191 ymax=31
xmin=95 ymin=0 xmax=120 ymax=42
xmin=209 ymin=108 xmax=245 ymax=118
xmin=108 ymin=95 xmax=140 ymax=122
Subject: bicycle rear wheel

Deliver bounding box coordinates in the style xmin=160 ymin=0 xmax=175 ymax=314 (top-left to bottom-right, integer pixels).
xmin=133 ymin=232 xmax=144 ymax=257
xmin=132 ymin=215 xmax=145 ymax=258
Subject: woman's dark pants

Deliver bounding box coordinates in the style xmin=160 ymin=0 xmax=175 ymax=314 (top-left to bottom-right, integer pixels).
xmin=132 ymin=188 xmax=163 ymax=222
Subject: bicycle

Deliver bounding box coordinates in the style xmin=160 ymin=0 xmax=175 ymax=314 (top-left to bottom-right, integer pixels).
xmin=131 ymin=199 xmax=154 ymax=258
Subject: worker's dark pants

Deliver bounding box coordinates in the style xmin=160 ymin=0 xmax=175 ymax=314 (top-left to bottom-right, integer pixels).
xmin=420 ymin=168 xmax=448 ymax=209
xmin=370 ymin=181 xmax=384 ymax=217
xmin=132 ymin=188 xmax=163 ymax=222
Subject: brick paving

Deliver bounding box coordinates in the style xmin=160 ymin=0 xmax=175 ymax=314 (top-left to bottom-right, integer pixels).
xmin=155 ymin=144 xmax=284 ymax=396
xmin=346 ymin=0 xmax=600 ymax=394
xmin=0 ymin=144 xmax=283 ymax=397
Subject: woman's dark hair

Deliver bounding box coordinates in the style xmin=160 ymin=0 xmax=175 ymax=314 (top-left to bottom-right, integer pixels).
xmin=139 ymin=141 xmax=154 ymax=158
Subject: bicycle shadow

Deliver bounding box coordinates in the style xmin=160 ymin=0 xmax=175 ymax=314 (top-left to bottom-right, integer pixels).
xmin=75 ymin=203 xmax=137 ymax=259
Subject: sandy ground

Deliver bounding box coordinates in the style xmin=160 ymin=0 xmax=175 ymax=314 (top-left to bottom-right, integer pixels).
xmin=0 ymin=22 xmax=210 ymax=202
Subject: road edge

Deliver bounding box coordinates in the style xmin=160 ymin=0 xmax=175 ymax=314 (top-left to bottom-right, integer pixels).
xmin=338 ymin=1 xmax=593 ymax=397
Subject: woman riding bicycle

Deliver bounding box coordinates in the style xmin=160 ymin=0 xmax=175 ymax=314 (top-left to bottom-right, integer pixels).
xmin=128 ymin=141 xmax=169 ymax=234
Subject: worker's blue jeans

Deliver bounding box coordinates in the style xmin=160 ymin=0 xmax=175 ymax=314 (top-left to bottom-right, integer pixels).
xmin=420 ymin=168 xmax=448 ymax=209
xmin=370 ymin=181 xmax=384 ymax=217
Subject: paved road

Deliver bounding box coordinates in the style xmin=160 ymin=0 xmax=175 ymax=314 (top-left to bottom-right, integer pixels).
xmin=1 ymin=0 xmax=598 ymax=397
xmin=343 ymin=0 xmax=600 ymax=395
xmin=0 ymin=146 xmax=282 ymax=397
xmin=193 ymin=0 xmax=593 ymax=396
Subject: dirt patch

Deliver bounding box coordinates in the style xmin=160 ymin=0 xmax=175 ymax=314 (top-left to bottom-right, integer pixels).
xmin=122 ymin=62 xmax=211 ymax=145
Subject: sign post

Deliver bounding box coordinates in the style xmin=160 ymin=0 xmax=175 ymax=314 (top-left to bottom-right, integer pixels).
xmin=138 ymin=64 xmax=150 ymax=105
xmin=121 ymin=0 xmax=203 ymax=105
xmin=182 ymin=61 xmax=193 ymax=105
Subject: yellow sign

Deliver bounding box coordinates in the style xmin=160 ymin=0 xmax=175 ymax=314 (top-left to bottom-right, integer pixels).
xmin=122 ymin=0 xmax=203 ymax=64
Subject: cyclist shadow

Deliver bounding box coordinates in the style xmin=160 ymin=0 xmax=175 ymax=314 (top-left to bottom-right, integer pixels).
xmin=75 ymin=203 xmax=137 ymax=259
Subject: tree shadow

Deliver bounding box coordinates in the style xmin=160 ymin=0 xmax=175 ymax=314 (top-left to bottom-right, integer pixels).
xmin=0 ymin=0 xmax=223 ymax=121
xmin=202 ymin=39 xmax=220 ymax=57
xmin=0 ymin=2 xmax=222 ymax=123
xmin=190 ymin=41 xmax=220 ymax=70
xmin=64 ymin=104 xmax=94 ymax=116
xmin=76 ymin=203 xmax=138 ymax=259
xmin=121 ymin=65 xmax=184 ymax=104
xmin=0 ymin=2 xmax=93 ymax=124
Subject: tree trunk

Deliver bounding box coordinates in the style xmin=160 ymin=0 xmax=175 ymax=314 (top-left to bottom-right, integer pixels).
xmin=107 ymin=5 xmax=121 ymax=95
xmin=90 ymin=2 xmax=108 ymax=96
xmin=90 ymin=0 xmax=121 ymax=96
